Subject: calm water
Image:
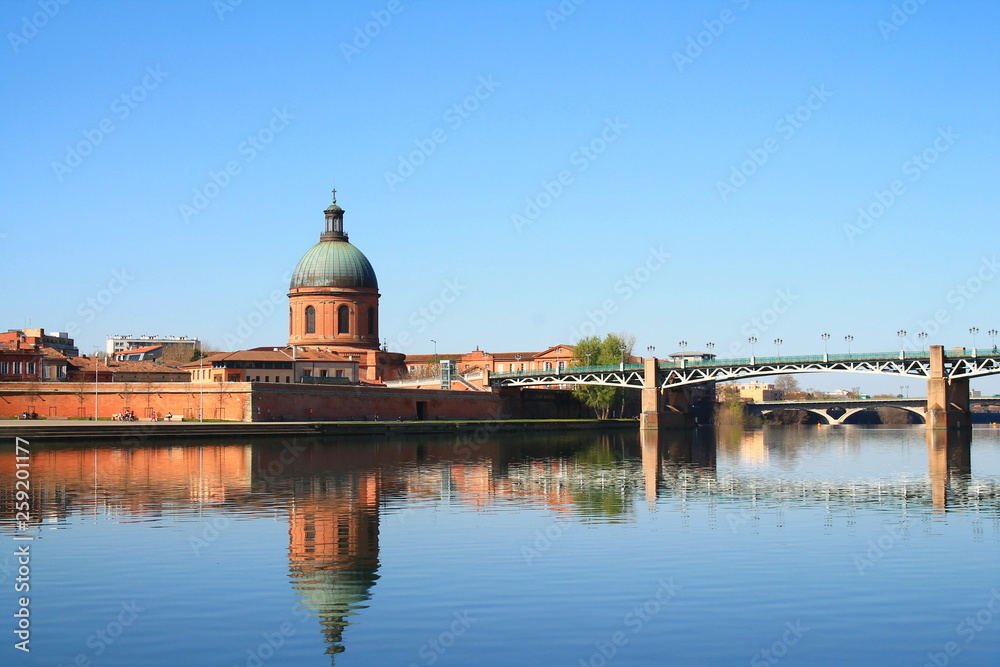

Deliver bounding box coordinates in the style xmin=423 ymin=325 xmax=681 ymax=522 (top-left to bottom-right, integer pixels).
xmin=2 ymin=426 xmax=1000 ymax=667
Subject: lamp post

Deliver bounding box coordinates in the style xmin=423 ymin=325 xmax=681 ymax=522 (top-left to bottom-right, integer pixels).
xmin=646 ymin=345 xmax=655 ymax=357
xmin=844 ymin=334 xmax=854 ymax=358
xmin=748 ymin=336 xmax=757 ymax=362
xmin=969 ymin=327 xmax=979 ymax=355
xmin=897 ymin=329 xmax=907 ymax=357
xmin=917 ymin=331 xmax=928 ymax=351
xmin=94 ymin=349 xmax=99 ymax=421
xmin=706 ymin=342 xmax=715 ymax=358
xmin=989 ymin=329 xmax=998 ymax=353
xmin=199 ymin=339 xmax=204 ymax=422
xmin=678 ymin=340 xmax=687 ymax=351
xmin=773 ymin=338 xmax=782 ymax=358
xmin=821 ymin=332 xmax=830 ymax=360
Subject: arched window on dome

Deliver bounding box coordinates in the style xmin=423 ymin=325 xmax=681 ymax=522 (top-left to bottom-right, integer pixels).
xmin=338 ymin=305 xmax=350 ymax=334
xmin=367 ymin=307 xmax=375 ymax=335
xmin=305 ymin=306 xmax=316 ymax=334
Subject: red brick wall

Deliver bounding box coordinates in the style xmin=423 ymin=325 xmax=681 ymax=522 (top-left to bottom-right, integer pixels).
xmin=0 ymin=382 xmax=507 ymax=422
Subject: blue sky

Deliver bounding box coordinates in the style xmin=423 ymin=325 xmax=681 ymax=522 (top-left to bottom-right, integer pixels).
xmin=1 ymin=0 xmax=998 ymax=393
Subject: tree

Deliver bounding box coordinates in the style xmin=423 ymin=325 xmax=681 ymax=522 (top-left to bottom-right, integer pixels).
xmin=184 ymin=342 xmax=221 ymax=364
xmin=774 ymin=374 xmax=801 ymax=396
xmin=570 ymin=332 xmax=635 ymax=419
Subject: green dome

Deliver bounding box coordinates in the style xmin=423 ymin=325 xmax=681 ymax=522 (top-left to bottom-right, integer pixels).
xmin=290 ymin=239 xmax=378 ymax=290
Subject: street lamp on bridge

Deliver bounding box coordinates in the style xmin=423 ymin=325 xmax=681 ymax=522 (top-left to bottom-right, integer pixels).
xmin=970 ymin=327 xmax=979 ymax=355
xmin=821 ymin=333 xmax=830 ymax=359
xmin=706 ymin=342 xmax=715 ymax=357
xmin=678 ymin=340 xmax=687 ymax=351
xmin=917 ymin=332 xmax=928 ymax=350
xmin=748 ymin=336 xmax=757 ymax=362
xmin=646 ymin=345 xmax=655 ymax=357
xmin=989 ymin=329 xmax=998 ymax=353
xmin=773 ymin=338 xmax=782 ymax=358
xmin=897 ymin=329 xmax=907 ymax=356
xmin=844 ymin=334 xmax=854 ymax=358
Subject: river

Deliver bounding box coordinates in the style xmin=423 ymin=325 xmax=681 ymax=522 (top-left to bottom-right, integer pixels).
xmin=2 ymin=425 xmax=999 ymax=666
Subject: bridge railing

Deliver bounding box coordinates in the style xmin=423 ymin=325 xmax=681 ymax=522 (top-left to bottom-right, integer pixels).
xmin=490 ymin=350 xmax=1000 ymax=379
xmin=491 ymin=363 xmax=643 ymax=378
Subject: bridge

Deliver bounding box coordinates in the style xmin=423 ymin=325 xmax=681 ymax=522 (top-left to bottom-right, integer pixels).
xmin=488 ymin=346 xmax=1000 ymax=430
xmin=745 ymin=396 xmax=999 ymax=425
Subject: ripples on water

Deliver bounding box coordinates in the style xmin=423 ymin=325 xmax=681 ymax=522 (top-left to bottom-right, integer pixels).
xmin=1 ymin=426 xmax=998 ymax=666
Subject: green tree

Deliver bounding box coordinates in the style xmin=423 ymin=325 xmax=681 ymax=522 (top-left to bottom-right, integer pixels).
xmin=570 ymin=332 xmax=635 ymax=419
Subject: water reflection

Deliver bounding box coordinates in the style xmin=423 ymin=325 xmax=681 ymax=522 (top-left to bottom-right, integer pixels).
xmin=0 ymin=428 xmax=997 ymax=664
xmin=927 ymin=429 xmax=972 ymax=511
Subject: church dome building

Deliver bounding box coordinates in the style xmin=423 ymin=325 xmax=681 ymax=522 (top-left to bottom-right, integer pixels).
xmin=288 ymin=192 xmax=405 ymax=382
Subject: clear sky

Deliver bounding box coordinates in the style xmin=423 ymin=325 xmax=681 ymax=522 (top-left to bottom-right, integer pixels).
xmin=2 ymin=0 xmax=998 ymax=394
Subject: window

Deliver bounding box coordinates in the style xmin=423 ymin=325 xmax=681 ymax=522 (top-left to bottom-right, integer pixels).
xmin=265 ymin=376 xmax=270 ymax=383
xmin=338 ymin=305 xmax=350 ymax=334
xmin=335 ymin=369 xmax=344 ymax=378
xmin=368 ymin=307 xmax=375 ymax=335
xmin=13 ymin=362 xmax=22 ymax=374
xmin=557 ymin=361 xmax=566 ymax=371
xmin=303 ymin=369 xmax=311 ymax=377
xmin=305 ymin=306 xmax=316 ymax=334
xmin=320 ymin=370 xmax=328 ymax=378
xmin=0 ymin=362 xmax=8 ymax=374
xmin=544 ymin=362 xmax=552 ymax=371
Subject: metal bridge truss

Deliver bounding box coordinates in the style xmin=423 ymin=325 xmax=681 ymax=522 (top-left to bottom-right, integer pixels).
xmin=494 ymin=366 xmax=645 ymax=389
xmin=490 ymin=355 xmax=1000 ymax=390
xmin=660 ymin=358 xmax=936 ymax=388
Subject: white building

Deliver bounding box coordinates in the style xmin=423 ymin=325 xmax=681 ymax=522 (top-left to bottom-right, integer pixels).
xmin=107 ymin=335 xmax=199 ymax=355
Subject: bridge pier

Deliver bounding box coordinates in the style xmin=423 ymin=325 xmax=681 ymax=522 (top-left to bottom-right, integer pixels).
xmin=927 ymin=345 xmax=971 ymax=430
xmin=641 ymin=357 xmax=695 ymax=430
